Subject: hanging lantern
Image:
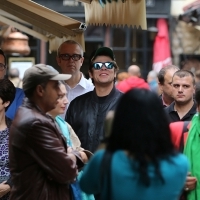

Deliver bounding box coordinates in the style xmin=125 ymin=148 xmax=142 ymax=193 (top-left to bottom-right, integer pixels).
xmin=1 ymin=30 xmax=30 ymax=56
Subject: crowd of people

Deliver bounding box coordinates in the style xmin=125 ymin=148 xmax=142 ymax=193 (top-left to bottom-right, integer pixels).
xmin=0 ymin=40 xmax=199 ymax=200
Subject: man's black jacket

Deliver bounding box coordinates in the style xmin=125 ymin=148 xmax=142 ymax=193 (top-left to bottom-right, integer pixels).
xmin=66 ymin=87 xmax=123 ymax=152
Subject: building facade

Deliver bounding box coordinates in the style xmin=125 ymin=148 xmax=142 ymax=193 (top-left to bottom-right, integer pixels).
xmin=31 ymin=0 xmax=172 ymax=77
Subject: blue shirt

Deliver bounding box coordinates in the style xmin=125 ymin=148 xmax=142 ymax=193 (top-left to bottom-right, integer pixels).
xmin=80 ymin=150 xmax=189 ymax=200
xmin=6 ymin=88 xmax=24 ymax=120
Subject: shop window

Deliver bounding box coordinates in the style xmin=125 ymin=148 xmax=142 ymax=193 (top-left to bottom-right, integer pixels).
xmin=130 ymin=29 xmax=144 ymax=49
xmin=85 ymin=26 xmax=104 ymax=39
xmin=112 ymin=27 xmax=126 ymax=47
xmin=113 ymin=50 xmax=126 ymax=70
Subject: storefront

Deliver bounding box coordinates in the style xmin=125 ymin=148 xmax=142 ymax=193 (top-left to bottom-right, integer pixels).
xmin=32 ymin=0 xmax=171 ymax=77
xmin=171 ymin=0 xmax=200 ymax=72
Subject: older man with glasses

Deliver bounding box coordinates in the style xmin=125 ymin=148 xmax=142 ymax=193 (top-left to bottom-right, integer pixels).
xmin=66 ymin=47 xmax=123 ymax=153
xmin=56 ymin=40 xmax=94 ymax=118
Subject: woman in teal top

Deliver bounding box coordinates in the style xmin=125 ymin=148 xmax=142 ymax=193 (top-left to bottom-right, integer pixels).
xmin=48 ymin=82 xmax=94 ymax=200
xmin=80 ymin=88 xmax=189 ymax=200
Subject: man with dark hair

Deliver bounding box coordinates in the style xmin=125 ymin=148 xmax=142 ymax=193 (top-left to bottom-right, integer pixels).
xmin=0 ymin=49 xmax=24 ymax=120
xmin=158 ymin=65 xmax=179 ymax=107
xmin=56 ymin=40 xmax=94 ymax=118
xmin=165 ymin=70 xmax=197 ymax=122
xmin=9 ymin=64 xmax=84 ymax=200
xmin=66 ymin=47 xmax=123 ymax=152
xmin=170 ymin=82 xmax=200 ymax=200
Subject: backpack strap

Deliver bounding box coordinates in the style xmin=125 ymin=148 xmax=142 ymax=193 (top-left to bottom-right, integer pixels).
xmin=179 ymin=121 xmax=190 ymax=152
xmin=170 ymin=121 xmax=190 ymax=152
xmin=100 ymin=151 xmax=113 ymax=200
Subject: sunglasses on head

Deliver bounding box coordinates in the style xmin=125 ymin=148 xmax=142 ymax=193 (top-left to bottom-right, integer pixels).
xmin=92 ymin=62 xmax=115 ymax=70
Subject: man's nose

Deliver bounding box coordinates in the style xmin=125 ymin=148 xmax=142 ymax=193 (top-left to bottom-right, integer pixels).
xmin=178 ymin=86 xmax=183 ymax=92
xmin=100 ymin=65 xmax=107 ymax=70
xmin=69 ymin=56 xmax=75 ymax=61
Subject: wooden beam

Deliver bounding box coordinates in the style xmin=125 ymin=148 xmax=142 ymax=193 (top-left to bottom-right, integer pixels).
xmin=0 ymin=15 xmax=48 ymax=42
xmin=9 ymin=2 xmax=76 ymax=36
xmin=1 ymin=0 xmax=82 ymax=37
xmin=8 ymin=0 xmax=82 ymax=31
xmin=0 ymin=9 xmax=31 ymax=26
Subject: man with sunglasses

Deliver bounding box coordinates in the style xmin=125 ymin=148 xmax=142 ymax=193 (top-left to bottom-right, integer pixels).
xmin=56 ymin=40 xmax=94 ymax=118
xmin=66 ymin=47 xmax=122 ymax=153
xmin=0 ymin=49 xmax=24 ymax=120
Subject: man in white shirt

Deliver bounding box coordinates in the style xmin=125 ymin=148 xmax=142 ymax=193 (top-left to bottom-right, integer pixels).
xmin=56 ymin=40 xmax=94 ymax=118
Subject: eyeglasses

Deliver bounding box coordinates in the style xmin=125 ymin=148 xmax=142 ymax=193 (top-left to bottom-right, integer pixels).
xmin=92 ymin=62 xmax=115 ymax=70
xmin=59 ymin=54 xmax=82 ymax=61
xmin=0 ymin=63 xmax=6 ymax=71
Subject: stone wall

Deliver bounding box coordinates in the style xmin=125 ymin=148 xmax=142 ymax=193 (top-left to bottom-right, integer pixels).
xmin=171 ymin=19 xmax=200 ymax=70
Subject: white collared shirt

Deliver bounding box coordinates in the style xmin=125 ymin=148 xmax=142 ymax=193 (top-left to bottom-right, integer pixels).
xmin=60 ymin=73 xmax=94 ymax=119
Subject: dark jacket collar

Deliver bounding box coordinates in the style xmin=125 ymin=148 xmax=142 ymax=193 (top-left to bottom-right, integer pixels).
xmin=92 ymin=86 xmax=122 ymax=103
xmin=168 ymin=101 xmax=197 ymax=116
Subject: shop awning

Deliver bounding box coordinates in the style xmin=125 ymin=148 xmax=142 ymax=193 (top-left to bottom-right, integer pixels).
xmin=0 ymin=0 xmax=86 ymax=52
xmin=0 ymin=14 xmax=49 ymax=42
xmin=78 ymin=0 xmax=147 ymax=29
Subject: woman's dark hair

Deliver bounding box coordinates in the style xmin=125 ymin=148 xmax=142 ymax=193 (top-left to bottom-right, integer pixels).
xmin=106 ymin=88 xmax=175 ymax=186
xmin=0 ymin=78 xmax=16 ymax=111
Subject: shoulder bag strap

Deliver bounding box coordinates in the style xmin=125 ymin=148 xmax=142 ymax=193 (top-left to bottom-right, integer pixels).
xmin=100 ymin=150 xmax=113 ymax=200
xmin=179 ymin=121 xmax=190 ymax=152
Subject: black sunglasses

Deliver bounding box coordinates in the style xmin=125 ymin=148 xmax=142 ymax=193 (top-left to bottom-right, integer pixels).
xmin=59 ymin=54 xmax=82 ymax=61
xmin=92 ymin=62 xmax=115 ymax=70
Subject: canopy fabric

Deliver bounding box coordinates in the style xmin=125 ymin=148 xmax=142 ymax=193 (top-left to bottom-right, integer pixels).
xmin=79 ymin=0 xmax=146 ymax=29
xmin=0 ymin=0 xmax=86 ymax=51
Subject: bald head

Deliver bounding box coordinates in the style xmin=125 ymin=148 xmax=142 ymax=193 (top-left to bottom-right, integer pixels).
xmin=128 ymin=65 xmax=141 ymax=77
xmin=9 ymin=68 xmax=20 ymax=78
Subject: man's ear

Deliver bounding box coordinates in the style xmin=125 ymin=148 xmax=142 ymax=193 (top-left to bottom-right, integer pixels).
xmin=193 ymin=85 xmax=196 ymax=95
xmin=158 ymin=82 xmax=163 ymax=93
xmin=114 ymin=70 xmax=117 ymax=78
xmin=36 ymin=85 xmax=44 ymax=97
xmin=4 ymin=101 xmax=10 ymax=109
xmin=89 ymin=70 xmax=93 ymax=79
xmin=56 ymin=56 xmax=61 ymax=66
xmin=80 ymin=57 xmax=84 ymax=65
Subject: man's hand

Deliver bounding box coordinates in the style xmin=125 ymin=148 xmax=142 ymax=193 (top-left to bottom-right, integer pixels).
xmin=79 ymin=152 xmax=88 ymax=163
xmin=67 ymin=147 xmax=73 ymax=153
xmin=0 ymin=181 xmax=10 ymax=198
xmin=184 ymin=172 xmax=197 ymax=191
